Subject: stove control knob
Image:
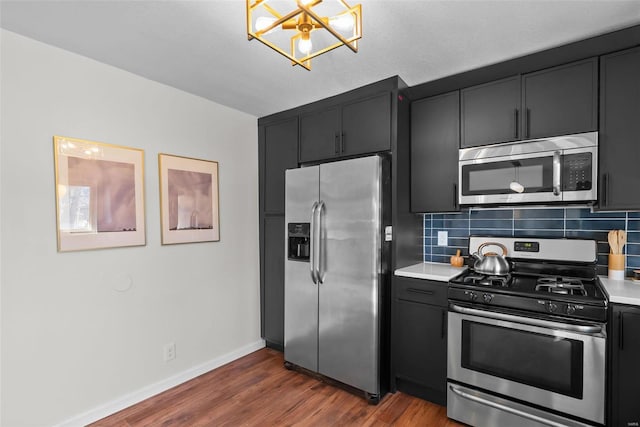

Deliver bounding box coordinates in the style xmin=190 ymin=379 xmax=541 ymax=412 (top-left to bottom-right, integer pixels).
xmin=547 ymin=302 xmax=558 ymax=313
xmin=566 ymin=305 xmax=576 ymax=315
xmin=483 ymin=293 xmax=493 ymax=303
xmin=468 ymin=292 xmax=478 ymax=302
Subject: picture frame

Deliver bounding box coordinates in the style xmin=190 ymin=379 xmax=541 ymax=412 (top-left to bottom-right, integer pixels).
xmin=53 ymin=135 xmax=146 ymax=252
xmin=158 ymin=153 xmax=220 ymax=245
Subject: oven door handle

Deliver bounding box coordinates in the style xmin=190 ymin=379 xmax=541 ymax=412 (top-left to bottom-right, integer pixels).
xmin=449 ymin=384 xmax=573 ymax=427
xmin=449 ymin=304 xmax=604 ymax=335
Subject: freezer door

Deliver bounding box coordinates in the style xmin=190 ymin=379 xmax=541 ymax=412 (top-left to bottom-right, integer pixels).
xmin=318 ymin=156 xmax=382 ymax=395
xmin=284 ymin=166 xmax=320 ymax=372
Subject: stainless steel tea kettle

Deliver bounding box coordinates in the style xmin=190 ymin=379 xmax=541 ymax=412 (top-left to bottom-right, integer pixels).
xmin=471 ymin=242 xmax=510 ymax=275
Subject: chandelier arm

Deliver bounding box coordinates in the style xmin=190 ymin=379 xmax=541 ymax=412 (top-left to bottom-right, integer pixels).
xmin=253 ymin=34 xmax=312 ymax=70
xmin=298 ymin=4 xmax=360 ymax=53
xmin=255 ymin=8 xmax=304 ymax=37
xmin=262 ymin=3 xmax=283 ymax=18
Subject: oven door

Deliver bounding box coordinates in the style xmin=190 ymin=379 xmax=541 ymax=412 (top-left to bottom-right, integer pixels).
xmin=459 ymin=150 xmax=560 ymax=205
xmin=448 ymin=304 xmax=606 ymax=425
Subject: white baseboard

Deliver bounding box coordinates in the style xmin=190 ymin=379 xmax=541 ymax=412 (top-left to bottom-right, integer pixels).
xmin=54 ymin=339 xmax=266 ymax=427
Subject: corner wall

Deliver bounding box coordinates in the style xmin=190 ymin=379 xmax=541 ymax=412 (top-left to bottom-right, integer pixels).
xmin=0 ymin=30 xmax=261 ymax=426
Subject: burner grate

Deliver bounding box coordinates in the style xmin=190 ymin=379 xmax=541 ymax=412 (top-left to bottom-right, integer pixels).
xmin=535 ymin=277 xmax=587 ymax=296
xmin=463 ymin=274 xmax=510 ymax=287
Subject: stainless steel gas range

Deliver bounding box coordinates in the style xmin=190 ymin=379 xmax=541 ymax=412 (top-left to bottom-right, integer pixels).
xmin=447 ymin=236 xmax=607 ymax=427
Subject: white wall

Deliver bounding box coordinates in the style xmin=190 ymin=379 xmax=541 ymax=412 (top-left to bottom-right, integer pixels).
xmin=0 ymin=30 xmax=261 ymax=427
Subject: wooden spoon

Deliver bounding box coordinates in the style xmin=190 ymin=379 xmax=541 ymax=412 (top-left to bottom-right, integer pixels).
xmin=608 ymin=230 xmax=618 ymax=254
xmin=618 ymin=230 xmax=627 ymax=254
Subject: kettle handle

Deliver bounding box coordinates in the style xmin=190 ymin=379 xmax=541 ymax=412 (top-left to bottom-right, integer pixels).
xmin=478 ymin=242 xmax=508 ymax=256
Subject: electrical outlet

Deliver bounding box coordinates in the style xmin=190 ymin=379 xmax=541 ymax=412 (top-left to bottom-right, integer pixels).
xmin=163 ymin=342 xmax=176 ymax=362
xmin=438 ymin=231 xmax=448 ymax=246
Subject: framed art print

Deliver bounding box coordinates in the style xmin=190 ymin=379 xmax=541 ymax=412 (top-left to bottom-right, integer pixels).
xmin=158 ymin=153 xmax=220 ymax=244
xmin=53 ymin=135 xmax=146 ymax=251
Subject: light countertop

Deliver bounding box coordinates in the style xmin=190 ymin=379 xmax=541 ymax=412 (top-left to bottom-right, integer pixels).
xmin=599 ymin=276 xmax=640 ymax=306
xmin=395 ymin=262 xmax=467 ymax=282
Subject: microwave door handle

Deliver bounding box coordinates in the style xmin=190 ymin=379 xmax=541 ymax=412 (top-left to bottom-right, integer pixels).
xmin=552 ymin=151 xmax=561 ymax=196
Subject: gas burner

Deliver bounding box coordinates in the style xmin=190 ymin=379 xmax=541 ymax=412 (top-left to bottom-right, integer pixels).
xmin=463 ymin=273 xmax=510 ymax=287
xmin=535 ymin=277 xmax=587 ymax=296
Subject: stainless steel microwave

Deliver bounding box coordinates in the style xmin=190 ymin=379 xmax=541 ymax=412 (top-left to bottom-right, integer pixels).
xmin=458 ymin=131 xmax=598 ymax=206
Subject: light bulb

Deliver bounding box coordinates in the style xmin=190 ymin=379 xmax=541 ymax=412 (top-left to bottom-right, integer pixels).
xmin=329 ymin=13 xmax=354 ymax=31
xmin=255 ymin=16 xmax=277 ymax=33
xmin=509 ymin=181 xmax=525 ymax=193
xmin=298 ymin=36 xmax=312 ymax=55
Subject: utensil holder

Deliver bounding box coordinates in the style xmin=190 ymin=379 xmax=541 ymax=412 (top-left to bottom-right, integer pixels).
xmin=608 ymin=254 xmax=625 ymax=280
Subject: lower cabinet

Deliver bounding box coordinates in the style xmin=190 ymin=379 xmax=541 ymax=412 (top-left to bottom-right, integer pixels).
xmin=262 ymin=215 xmax=285 ymax=349
xmin=609 ymin=304 xmax=640 ymax=427
xmin=392 ymin=277 xmax=448 ymax=405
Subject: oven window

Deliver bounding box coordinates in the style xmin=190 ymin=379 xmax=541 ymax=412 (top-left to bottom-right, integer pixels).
xmin=461 ymin=320 xmax=583 ymax=398
xmin=461 ymin=156 xmax=554 ymax=195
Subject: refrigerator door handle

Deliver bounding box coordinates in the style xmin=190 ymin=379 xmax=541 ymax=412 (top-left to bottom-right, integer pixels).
xmin=309 ymin=201 xmax=319 ymax=284
xmin=316 ymin=201 xmax=325 ymax=284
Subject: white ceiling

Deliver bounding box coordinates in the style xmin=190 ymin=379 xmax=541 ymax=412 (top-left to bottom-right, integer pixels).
xmin=2 ymin=0 xmax=640 ymax=117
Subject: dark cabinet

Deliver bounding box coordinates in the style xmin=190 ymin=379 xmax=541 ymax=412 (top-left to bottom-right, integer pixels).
xmin=263 ymin=118 xmax=299 ymax=213
xmin=259 ymin=117 xmax=299 ymax=349
xmin=262 ymin=216 xmax=285 ymax=346
xmin=598 ymin=47 xmax=640 ymax=211
xmin=461 ymin=58 xmax=597 ymax=148
xmin=411 ymin=91 xmax=460 ymax=213
xmin=522 ymin=58 xmax=597 ymax=139
xmin=299 ymin=107 xmax=339 ymax=163
xmin=392 ymin=277 xmax=447 ymax=405
xmin=341 ymin=92 xmax=391 ymax=156
xmin=461 ymin=76 xmax=520 ymax=148
xmin=299 ymin=92 xmax=391 ymax=163
xmin=609 ymin=304 xmax=640 ymax=427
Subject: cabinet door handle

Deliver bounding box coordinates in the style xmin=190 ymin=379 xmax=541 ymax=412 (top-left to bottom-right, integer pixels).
xmin=453 ymin=183 xmax=458 ymax=210
xmin=618 ymin=311 xmax=624 ymax=350
xmin=407 ymin=288 xmax=434 ymax=296
xmin=525 ymin=108 xmax=531 ymax=138
xmin=334 ymin=133 xmax=340 ymax=154
xmin=441 ymin=309 xmax=446 ymax=339
xmin=340 ymin=133 xmax=345 ymax=153
xmin=514 ymin=108 xmax=519 ymax=139
xmin=601 ymin=174 xmax=608 ymax=207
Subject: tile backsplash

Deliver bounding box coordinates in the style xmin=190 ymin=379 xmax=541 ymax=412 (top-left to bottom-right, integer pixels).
xmin=424 ymin=207 xmax=640 ymax=277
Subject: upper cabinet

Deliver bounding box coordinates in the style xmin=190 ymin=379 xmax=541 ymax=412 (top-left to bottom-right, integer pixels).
xmin=461 ymin=76 xmax=520 ymax=148
xmin=598 ymin=47 xmax=640 ymax=211
xmin=411 ymin=91 xmax=460 ymax=213
xmin=522 ymin=58 xmax=598 ymax=139
xmin=262 ymin=117 xmax=299 ymax=214
xmin=299 ymin=92 xmax=391 ymax=163
xmin=299 ymin=107 xmax=340 ymax=163
xmin=461 ymin=58 xmax=598 ymax=148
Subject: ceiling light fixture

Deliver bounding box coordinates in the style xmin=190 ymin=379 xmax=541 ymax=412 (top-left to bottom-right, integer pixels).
xmin=246 ymin=0 xmax=362 ymax=71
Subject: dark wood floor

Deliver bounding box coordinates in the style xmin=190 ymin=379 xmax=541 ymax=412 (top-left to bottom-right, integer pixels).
xmin=90 ymin=348 xmax=463 ymax=426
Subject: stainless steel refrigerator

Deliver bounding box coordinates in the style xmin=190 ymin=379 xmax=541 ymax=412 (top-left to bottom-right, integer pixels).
xmin=284 ymin=155 xmax=389 ymax=403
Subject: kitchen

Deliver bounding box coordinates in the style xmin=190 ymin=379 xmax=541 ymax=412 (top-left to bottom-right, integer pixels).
xmin=2 ymin=1 xmax=640 ymax=427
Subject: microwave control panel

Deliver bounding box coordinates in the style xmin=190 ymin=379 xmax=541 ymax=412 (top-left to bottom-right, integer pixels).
xmin=562 ymin=152 xmax=592 ymax=191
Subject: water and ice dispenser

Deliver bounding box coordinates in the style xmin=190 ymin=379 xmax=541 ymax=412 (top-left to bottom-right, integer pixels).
xmin=287 ymin=223 xmax=310 ymax=261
